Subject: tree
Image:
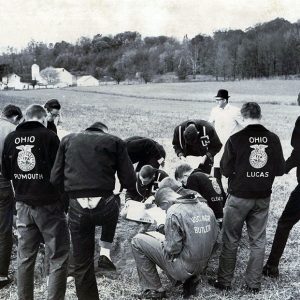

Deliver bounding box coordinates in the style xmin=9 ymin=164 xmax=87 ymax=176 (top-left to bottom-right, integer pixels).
xmin=40 ymin=67 xmax=59 ymax=85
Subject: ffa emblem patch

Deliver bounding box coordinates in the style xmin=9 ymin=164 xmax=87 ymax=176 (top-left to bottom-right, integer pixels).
xmin=210 ymin=178 xmax=222 ymax=194
xmin=249 ymin=144 xmax=268 ymax=169
xmin=16 ymin=145 xmax=36 ymax=172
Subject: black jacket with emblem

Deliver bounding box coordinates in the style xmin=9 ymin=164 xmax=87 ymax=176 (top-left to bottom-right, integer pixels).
xmin=186 ymin=170 xmax=224 ymax=219
xmin=172 ymin=120 xmax=222 ymax=159
xmin=125 ymin=169 xmax=168 ymax=202
xmin=221 ymin=124 xmax=285 ymax=198
xmin=1 ymin=121 xmax=60 ymax=206
xmin=50 ymin=126 xmax=137 ymax=198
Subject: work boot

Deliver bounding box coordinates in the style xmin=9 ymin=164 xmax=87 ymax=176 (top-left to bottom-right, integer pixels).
xmin=244 ymin=285 xmax=260 ymax=294
xmin=208 ymin=278 xmax=231 ymax=291
xmin=0 ymin=277 xmax=13 ymax=289
xmin=182 ymin=276 xmax=199 ymax=298
xmin=98 ymin=255 xmax=116 ymax=271
xmin=134 ymin=289 xmax=167 ymax=299
xmin=262 ymin=264 xmax=279 ymax=278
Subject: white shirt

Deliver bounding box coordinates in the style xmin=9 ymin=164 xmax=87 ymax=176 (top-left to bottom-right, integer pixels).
xmin=208 ymin=104 xmax=243 ymax=167
xmin=77 ymin=197 xmax=102 ymax=209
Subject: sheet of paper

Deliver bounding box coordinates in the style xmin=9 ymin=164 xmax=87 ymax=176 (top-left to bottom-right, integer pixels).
xmin=146 ymin=206 xmax=166 ymax=226
xmin=126 ymin=200 xmax=154 ymax=223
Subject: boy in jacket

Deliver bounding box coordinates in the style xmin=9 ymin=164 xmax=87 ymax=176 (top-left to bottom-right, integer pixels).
xmin=50 ymin=121 xmax=137 ymax=300
xmin=126 ymin=165 xmax=168 ymax=202
xmin=131 ymin=187 xmax=219 ymax=299
xmin=1 ymin=104 xmax=69 ymax=300
xmin=172 ymin=120 xmax=222 ymax=174
xmin=174 ymin=163 xmax=224 ymax=222
xmin=125 ymin=136 xmax=166 ymax=171
xmin=0 ymin=105 xmax=23 ymax=289
xmin=209 ymin=102 xmax=285 ymax=292
xmin=263 ymin=116 xmax=300 ymax=278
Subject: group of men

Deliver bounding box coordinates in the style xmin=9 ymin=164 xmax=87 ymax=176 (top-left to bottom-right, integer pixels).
xmin=0 ymin=89 xmax=299 ymax=300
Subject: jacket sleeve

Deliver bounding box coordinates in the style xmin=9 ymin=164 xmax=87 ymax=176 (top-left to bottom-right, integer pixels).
xmin=273 ymin=136 xmax=285 ymax=176
xmin=141 ymin=139 xmax=163 ymax=160
xmin=1 ymin=137 xmax=12 ymax=180
xmin=116 ymin=140 xmax=137 ymax=194
xmin=220 ymin=138 xmax=235 ymax=178
xmin=163 ymin=213 xmax=183 ymax=257
xmin=207 ymin=126 xmax=222 ymax=158
xmin=286 ymin=117 xmax=300 ymax=173
xmin=172 ymin=126 xmax=184 ymax=157
xmin=50 ymin=137 xmax=65 ymax=190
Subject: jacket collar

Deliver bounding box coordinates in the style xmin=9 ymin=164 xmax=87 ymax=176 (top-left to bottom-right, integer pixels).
xmin=175 ymin=193 xmax=200 ymax=204
xmin=244 ymin=124 xmax=267 ymax=131
xmin=85 ymin=127 xmax=104 ymax=133
xmin=16 ymin=121 xmax=45 ymax=131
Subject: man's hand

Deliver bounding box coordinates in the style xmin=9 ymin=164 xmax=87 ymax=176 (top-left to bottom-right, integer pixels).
xmin=144 ymin=196 xmax=155 ymax=209
xmin=178 ymin=153 xmax=185 ymax=159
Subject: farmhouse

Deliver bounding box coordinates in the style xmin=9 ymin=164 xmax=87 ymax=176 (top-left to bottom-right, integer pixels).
xmin=77 ymin=75 xmax=99 ymax=87
xmin=1 ymin=73 xmax=30 ymax=90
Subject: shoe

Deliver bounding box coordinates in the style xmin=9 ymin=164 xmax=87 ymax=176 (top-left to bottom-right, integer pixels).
xmin=0 ymin=277 xmax=13 ymax=289
xmin=182 ymin=276 xmax=199 ymax=298
xmin=262 ymin=264 xmax=279 ymax=278
xmin=244 ymin=285 xmax=260 ymax=293
xmin=208 ymin=278 xmax=231 ymax=291
xmin=98 ymin=255 xmax=116 ymax=271
xmin=134 ymin=289 xmax=167 ymax=299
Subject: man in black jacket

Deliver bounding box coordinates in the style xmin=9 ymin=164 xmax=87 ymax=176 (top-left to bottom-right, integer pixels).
xmin=125 ymin=165 xmax=168 ymax=202
xmin=174 ymin=163 xmax=224 ymax=222
xmin=0 ymin=105 xmax=23 ymax=289
xmin=263 ymin=116 xmax=300 ymax=278
xmin=50 ymin=122 xmax=137 ymax=300
xmin=1 ymin=104 xmax=69 ymax=300
xmin=172 ymin=120 xmax=222 ymax=174
xmin=125 ymin=136 xmax=165 ymax=171
xmin=209 ymin=102 xmax=285 ymax=293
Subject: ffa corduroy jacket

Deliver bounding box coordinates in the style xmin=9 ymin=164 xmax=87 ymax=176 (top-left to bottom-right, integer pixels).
xmin=2 ymin=121 xmax=60 ymax=206
xmin=186 ymin=170 xmax=224 ymax=219
xmin=221 ymin=124 xmax=285 ymax=198
xmin=172 ymin=120 xmax=222 ymax=159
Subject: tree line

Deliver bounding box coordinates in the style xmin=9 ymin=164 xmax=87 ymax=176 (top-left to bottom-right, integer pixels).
xmin=0 ymin=18 xmax=300 ymax=84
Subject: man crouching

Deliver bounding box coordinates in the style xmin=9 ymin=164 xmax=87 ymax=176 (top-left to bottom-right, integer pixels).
xmin=131 ymin=187 xmax=219 ymax=299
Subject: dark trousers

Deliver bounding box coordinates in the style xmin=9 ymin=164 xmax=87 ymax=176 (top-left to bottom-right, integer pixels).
xmin=16 ymin=201 xmax=70 ymax=300
xmin=218 ymin=195 xmax=270 ymax=289
xmin=267 ymin=184 xmax=300 ymax=267
xmin=213 ymin=167 xmax=227 ymax=206
xmin=68 ymin=196 xmax=120 ymax=300
xmin=0 ymin=186 xmax=14 ymax=277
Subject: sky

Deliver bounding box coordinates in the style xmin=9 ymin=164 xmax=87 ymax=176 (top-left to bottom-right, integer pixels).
xmin=0 ymin=0 xmax=299 ymax=51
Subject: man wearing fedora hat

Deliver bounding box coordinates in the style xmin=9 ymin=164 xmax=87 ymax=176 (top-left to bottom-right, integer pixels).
xmin=208 ymin=89 xmax=243 ymax=202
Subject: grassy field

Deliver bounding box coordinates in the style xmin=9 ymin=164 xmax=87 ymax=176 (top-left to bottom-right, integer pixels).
xmin=0 ymin=80 xmax=300 ymax=299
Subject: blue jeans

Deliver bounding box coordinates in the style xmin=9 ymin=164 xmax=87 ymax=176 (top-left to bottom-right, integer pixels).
xmin=218 ymin=194 xmax=270 ymax=289
xmin=68 ymin=195 xmax=120 ymax=300
xmin=0 ymin=186 xmax=14 ymax=277
xmin=16 ymin=201 xmax=70 ymax=300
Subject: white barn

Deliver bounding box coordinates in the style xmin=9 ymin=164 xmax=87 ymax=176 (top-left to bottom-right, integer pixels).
xmin=77 ymin=75 xmax=99 ymax=87
xmin=55 ymin=68 xmax=73 ymax=87
xmin=2 ymin=73 xmax=29 ymax=90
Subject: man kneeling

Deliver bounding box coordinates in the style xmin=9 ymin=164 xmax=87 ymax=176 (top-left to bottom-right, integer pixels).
xmin=131 ymin=187 xmax=219 ymax=299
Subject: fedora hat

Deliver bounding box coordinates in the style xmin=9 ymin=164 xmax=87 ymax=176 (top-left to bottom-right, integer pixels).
xmin=215 ymin=89 xmax=230 ymax=100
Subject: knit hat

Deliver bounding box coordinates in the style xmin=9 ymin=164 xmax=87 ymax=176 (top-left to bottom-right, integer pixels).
xmin=183 ymin=124 xmax=198 ymax=145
